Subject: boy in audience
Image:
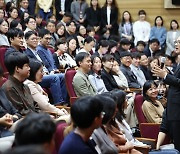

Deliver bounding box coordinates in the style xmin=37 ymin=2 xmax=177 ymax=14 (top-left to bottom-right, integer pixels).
xmin=73 ymin=52 xmax=96 ymax=97
xmin=2 ymin=52 xmax=40 ymax=116
xmin=59 ymin=96 xmax=103 ymax=154
xmin=24 ymin=16 xmax=37 ymax=34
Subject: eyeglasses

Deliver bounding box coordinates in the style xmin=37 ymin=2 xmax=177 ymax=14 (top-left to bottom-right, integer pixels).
xmin=174 ymin=40 xmax=180 ymax=45
xmin=101 ymin=112 xmax=105 ymax=118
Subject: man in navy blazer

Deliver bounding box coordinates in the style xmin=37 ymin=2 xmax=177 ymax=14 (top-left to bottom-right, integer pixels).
xmin=152 ymin=36 xmax=180 ymax=151
xmin=24 ymin=31 xmax=68 ymax=105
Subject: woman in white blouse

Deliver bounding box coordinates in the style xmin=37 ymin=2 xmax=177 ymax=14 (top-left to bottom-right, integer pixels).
xmin=24 ymin=60 xmax=68 ymax=116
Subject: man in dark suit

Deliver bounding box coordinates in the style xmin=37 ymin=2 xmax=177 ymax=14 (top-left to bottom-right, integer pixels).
xmin=152 ymin=37 xmax=180 ymax=151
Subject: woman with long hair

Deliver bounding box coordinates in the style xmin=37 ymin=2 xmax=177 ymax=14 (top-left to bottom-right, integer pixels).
xmin=0 ymin=18 xmax=10 ymax=46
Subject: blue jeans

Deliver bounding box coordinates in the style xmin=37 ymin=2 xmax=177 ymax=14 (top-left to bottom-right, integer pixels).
xmin=38 ymin=9 xmax=52 ymax=21
xmin=39 ymin=73 xmax=67 ymax=105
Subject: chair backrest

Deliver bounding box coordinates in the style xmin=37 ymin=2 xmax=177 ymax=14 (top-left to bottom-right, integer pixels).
xmin=65 ymin=69 xmax=77 ymax=97
xmin=0 ymin=46 xmax=8 ymax=74
xmin=54 ymin=122 xmax=67 ymax=153
xmin=134 ymin=94 xmax=147 ymax=123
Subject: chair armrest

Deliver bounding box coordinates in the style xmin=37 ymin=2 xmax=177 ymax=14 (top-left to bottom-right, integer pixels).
xmin=70 ymin=97 xmax=78 ymax=105
xmin=136 ymin=137 xmax=156 ymax=149
xmin=55 ymin=105 xmax=70 ymax=113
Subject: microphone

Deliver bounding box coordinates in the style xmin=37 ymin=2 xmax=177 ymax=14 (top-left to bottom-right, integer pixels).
xmin=160 ymin=57 xmax=166 ymax=69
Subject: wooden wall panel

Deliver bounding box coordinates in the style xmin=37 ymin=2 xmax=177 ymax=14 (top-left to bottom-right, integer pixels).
xmin=86 ymin=0 xmax=180 ymax=29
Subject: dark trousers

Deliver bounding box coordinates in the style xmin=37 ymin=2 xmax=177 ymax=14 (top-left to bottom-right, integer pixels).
xmin=169 ymin=121 xmax=180 ymax=151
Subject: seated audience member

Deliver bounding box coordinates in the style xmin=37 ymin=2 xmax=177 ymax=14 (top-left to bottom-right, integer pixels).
xmin=165 ymin=55 xmax=176 ymax=74
xmin=53 ymin=38 xmax=77 ymax=69
xmin=24 ymin=31 xmax=68 ymax=105
xmin=78 ymin=36 xmax=95 ymax=54
xmin=73 ymin=52 xmax=96 ymax=97
xmin=114 ymin=38 xmax=131 ymax=64
xmin=99 ymin=93 xmax=141 ymax=154
xmin=2 ymin=52 xmax=40 ymax=116
xmin=4 ymin=145 xmax=49 ymax=154
xmin=46 ymin=20 xmax=59 ymax=49
xmin=59 ymin=95 xmax=103 ymax=154
xmin=91 ymin=95 xmax=119 ymax=154
xmin=5 ymin=28 xmax=24 ymax=58
xmin=36 ymin=29 xmax=68 ymax=104
xmin=111 ymin=90 xmax=140 ymax=140
xmin=93 ymin=40 xmax=109 ymax=58
xmin=120 ymin=52 xmax=141 ymax=89
xmin=66 ymin=36 xmax=77 ymax=61
xmin=107 ymin=40 xmax=118 ymax=55
xmin=139 ymin=53 xmax=154 ymax=80
xmin=142 ymin=80 xmax=164 ymax=123
xmin=24 ymin=60 xmax=68 ymax=116
xmin=101 ymin=54 xmax=119 ymax=91
xmin=24 ymin=16 xmax=37 ymax=34
xmin=56 ymin=23 xmax=65 ymax=39
xmin=17 ymin=0 xmax=29 ymax=17
xmin=0 ymin=8 xmax=5 ymax=19
xmin=111 ymin=60 xmax=129 ymax=90
xmin=0 ymin=19 xmax=10 ymax=46
xmin=14 ymin=113 xmax=56 ymax=154
xmin=0 ymin=66 xmax=22 ymax=138
xmin=77 ymin=24 xmax=87 ymax=38
xmin=9 ymin=19 xmax=23 ymax=30
xmin=7 ymin=7 xmax=19 ymax=24
xmin=35 ymin=13 xmax=43 ymax=31
xmin=88 ymin=55 xmax=108 ymax=94
xmin=133 ymin=41 xmax=146 ymax=53
xmin=57 ymin=12 xmax=73 ymax=29
xmin=130 ymin=52 xmax=146 ymax=87
xmin=65 ymin=20 xmax=77 ymax=38
xmin=144 ymin=38 xmax=162 ymax=57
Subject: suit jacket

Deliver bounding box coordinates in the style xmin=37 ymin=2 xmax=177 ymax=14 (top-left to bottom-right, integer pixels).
xmin=166 ymin=30 xmax=180 ymax=55
xmin=73 ymin=70 xmax=96 ymax=97
xmin=101 ymin=6 xmax=119 ymax=34
xmin=143 ymin=45 xmax=162 ymax=58
xmin=101 ymin=68 xmax=119 ymax=91
xmin=55 ymin=0 xmax=72 ymax=20
xmin=120 ymin=65 xmax=141 ymax=89
xmin=24 ymin=48 xmax=37 ymax=60
xmin=164 ymin=64 xmax=180 ymax=120
xmin=36 ymin=45 xmax=57 ymax=72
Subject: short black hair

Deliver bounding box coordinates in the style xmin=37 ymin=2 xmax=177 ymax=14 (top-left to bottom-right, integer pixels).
xmin=25 ymin=30 xmax=37 ymax=40
xmin=75 ymin=52 xmax=90 ymax=67
xmin=84 ymin=36 xmax=95 ymax=44
xmin=131 ymin=52 xmax=141 ymax=59
xmin=102 ymin=54 xmax=114 ymax=63
xmin=137 ymin=41 xmax=146 ymax=47
xmin=154 ymin=16 xmax=163 ymax=26
xmin=14 ymin=113 xmax=56 ymax=146
xmin=46 ymin=20 xmax=56 ymax=26
xmin=24 ymin=16 xmax=35 ymax=25
xmin=64 ymin=12 xmax=73 ymax=18
xmin=38 ymin=28 xmax=50 ymax=38
xmin=71 ymin=96 xmax=103 ymax=128
xmin=143 ymin=80 xmax=158 ymax=101
xmin=5 ymin=52 xmax=29 ymax=75
xmin=7 ymin=28 xmax=24 ymax=44
xmin=138 ymin=9 xmax=146 ymax=16
xmin=66 ymin=20 xmax=76 ymax=27
xmin=28 ymin=60 xmax=43 ymax=81
xmin=10 ymin=19 xmax=20 ymax=29
xmin=149 ymin=38 xmax=160 ymax=45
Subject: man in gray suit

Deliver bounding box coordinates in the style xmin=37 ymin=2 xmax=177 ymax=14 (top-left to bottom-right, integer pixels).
xmin=73 ymin=52 xmax=96 ymax=97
